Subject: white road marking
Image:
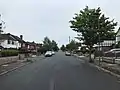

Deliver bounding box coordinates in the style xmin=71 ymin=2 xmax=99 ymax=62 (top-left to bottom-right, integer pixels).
xmin=2 ymin=64 xmax=8 ymax=67
xmin=49 ymin=78 xmax=55 ymax=90
xmin=79 ymin=56 xmax=85 ymax=57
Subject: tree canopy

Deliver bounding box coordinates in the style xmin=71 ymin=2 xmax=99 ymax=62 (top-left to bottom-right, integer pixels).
xmin=0 ymin=15 xmax=5 ymax=34
xmin=66 ymin=40 xmax=78 ymax=51
xmin=51 ymin=40 xmax=59 ymax=51
xmin=60 ymin=45 xmax=66 ymax=51
xmin=69 ymin=6 xmax=117 ymax=61
xmin=41 ymin=37 xmax=59 ymax=52
xmin=43 ymin=37 xmax=52 ymax=51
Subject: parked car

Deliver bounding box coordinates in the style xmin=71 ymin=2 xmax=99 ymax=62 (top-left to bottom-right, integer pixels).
xmin=51 ymin=51 xmax=55 ymax=55
xmin=45 ymin=51 xmax=52 ymax=57
xmin=104 ymin=48 xmax=120 ymax=57
xmin=65 ymin=51 xmax=71 ymax=56
xmin=32 ymin=55 xmax=36 ymax=57
xmin=105 ymin=48 xmax=120 ymax=54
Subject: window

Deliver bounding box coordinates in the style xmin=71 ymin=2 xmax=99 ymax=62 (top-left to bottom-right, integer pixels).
xmin=12 ymin=41 xmax=14 ymax=45
xmin=8 ymin=40 xmax=10 ymax=44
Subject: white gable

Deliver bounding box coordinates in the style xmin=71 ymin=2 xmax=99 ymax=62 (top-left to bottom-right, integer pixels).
xmin=116 ymin=29 xmax=120 ymax=42
xmin=93 ymin=40 xmax=115 ymax=47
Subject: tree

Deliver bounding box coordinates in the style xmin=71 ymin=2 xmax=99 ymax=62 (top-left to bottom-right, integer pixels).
xmin=80 ymin=46 xmax=88 ymax=54
xmin=66 ymin=40 xmax=78 ymax=51
xmin=0 ymin=14 xmax=5 ymax=34
xmin=60 ymin=45 xmax=66 ymax=51
xmin=43 ymin=37 xmax=52 ymax=51
xmin=70 ymin=6 xmax=117 ymax=62
xmin=42 ymin=37 xmax=59 ymax=52
xmin=51 ymin=40 xmax=59 ymax=51
xmin=0 ymin=23 xmax=3 ymax=34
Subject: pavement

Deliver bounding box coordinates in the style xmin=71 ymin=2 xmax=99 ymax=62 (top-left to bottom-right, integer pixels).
xmin=0 ymin=55 xmax=45 ymax=75
xmin=0 ymin=52 xmax=120 ymax=90
xmin=74 ymin=54 xmax=120 ymax=77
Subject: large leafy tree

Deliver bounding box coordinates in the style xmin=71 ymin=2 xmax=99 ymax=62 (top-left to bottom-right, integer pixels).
xmin=43 ymin=37 xmax=52 ymax=51
xmin=70 ymin=6 xmax=117 ymax=62
xmin=66 ymin=40 xmax=78 ymax=51
xmin=60 ymin=45 xmax=66 ymax=51
xmin=42 ymin=37 xmax=59 ymax=52
xmin=51 ymin=40 xmax=59 ymax=51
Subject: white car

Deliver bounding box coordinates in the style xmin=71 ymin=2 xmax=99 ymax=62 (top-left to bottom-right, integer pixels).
xmin=45 ymin=51 xmax=52 ymax=57
xmin=65 ymin=51 xmax=71 ymax=56
xmin=32 ymin=55 xmax=36 ymax=57
xmin=52 ymin=51 xmax=55 ymax=55
xmin=105 ymin=48 xmax=120 ymax=54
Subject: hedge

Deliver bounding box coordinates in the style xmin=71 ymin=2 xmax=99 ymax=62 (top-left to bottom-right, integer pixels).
xmin=0 ymin=50 xmax=19 ymax=57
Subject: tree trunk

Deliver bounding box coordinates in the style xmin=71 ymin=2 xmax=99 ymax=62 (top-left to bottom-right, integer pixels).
xmin=89 ymin=48 xmax=94 ymax=63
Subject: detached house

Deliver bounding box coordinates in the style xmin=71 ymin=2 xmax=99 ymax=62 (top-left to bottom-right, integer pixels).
xmin=116 ymin=28 xmax=120 ymax=43
xmin=0 ymin=33 xmax=25 ymax=49
xmin=0 ymin=33 xmax=38 ymax=55
xmin=25 ymin=42 xmax=37 ymax=53
xmin=11 ymin=34 xmax=25 ymax=49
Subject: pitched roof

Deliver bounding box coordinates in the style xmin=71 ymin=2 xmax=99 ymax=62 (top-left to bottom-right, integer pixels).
xmin=0 ymin=45 xmax=3 ymax=49
xmin=25 ymin=41 xmax=36 ymax=45
xmin=11 ymin=35 xmax=25 ymax=43
xmin=0 ymin=33 xmax=16 ymax=40
xmin=0 ymin=33 xmax=25 ymax=43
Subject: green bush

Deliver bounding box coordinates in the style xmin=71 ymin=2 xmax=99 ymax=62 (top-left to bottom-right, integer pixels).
xmin=1 ymin=50 xmax=19 ymax=57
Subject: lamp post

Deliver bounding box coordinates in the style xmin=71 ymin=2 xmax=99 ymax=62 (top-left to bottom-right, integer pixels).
xmin=113 ymin=34 xmax=116 ymax=63
xmin=91 ymin=14 xmax=101 ymax=65
xmin=97 ymin=17 xmax=101 ymax=65
xmin=98 ymin=34 xmax=101 ymax=65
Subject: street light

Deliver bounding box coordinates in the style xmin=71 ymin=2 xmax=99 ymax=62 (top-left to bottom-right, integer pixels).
xmin=98 ymin=19 xmax=101 ymax=65
xmin=113 ymin=34 xmax=116 ymax=63
xmin=92 ymin=14 xmax=101 ymax=65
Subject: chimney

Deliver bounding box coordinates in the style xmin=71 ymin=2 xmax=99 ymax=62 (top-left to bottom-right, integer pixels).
xmin=20 ymin=35 xmax=23 ymax=40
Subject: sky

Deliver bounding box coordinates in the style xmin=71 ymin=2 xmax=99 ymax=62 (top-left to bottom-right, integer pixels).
xmin=0 ymin=0 xmax=120 ymax=47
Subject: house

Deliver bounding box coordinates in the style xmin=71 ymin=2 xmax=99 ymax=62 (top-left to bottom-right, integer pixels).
xmin=116 ymin=28 xmax=120 ymax=43
xmin=0 ymin=46 xmax=3 ymax=51
xmin=11 ymin=34 xmax=26 ymax=49
xmin=94 ymin=40 xmax=115 ymax=57
xmin=24 ymin=41 xmax=37 ymax=53
xmin=36 ymin=43 xmax=42 ymax=50
xmin=94 ymin=40 xmax=115 ymax=51
xmin=0 ymin=33 xmax=25 ymax=49
xmin=0 ymin=33 xmax=38 ymax=54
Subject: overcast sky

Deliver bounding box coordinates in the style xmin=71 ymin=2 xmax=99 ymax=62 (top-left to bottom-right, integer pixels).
xmin=0 ymin=0 xmax=120 ymax=46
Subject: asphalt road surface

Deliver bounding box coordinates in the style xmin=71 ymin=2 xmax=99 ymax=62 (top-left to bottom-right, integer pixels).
xmin=0 ymin=51 xmax=120 ymax=90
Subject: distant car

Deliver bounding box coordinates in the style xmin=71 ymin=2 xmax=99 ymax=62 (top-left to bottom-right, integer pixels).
xmin=65 ymin=51 xmax=71 ymax=56
xmin=32 ymin=55 xmax=36 ymax=57
xmin=45 ymin=51 xmax=52 ymax=57
xmin=51 ymin=51 xmax=55 ymax=55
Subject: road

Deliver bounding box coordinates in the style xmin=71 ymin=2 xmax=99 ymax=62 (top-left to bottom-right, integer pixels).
xmin=0 ymin=51 xmax=120 ymax=90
